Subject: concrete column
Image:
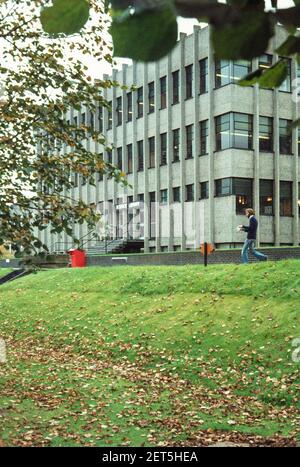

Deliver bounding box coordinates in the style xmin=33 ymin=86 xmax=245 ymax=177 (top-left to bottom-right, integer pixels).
xmin=121 ymin=64 xmax=128 ymax=239
xmin=111 ymin=70 xmax=117 ymax=238
xmin=62 ymin=111 xmax=69 ymax=250
xmin=193 ymin=25 xmax=201 ymax=249
xmin=273 ymin=39 xmax=280 ymax=246
xmin=208 ymin=26 xmax=215 ymax=245
xmin=179 ymin=32 xmax=186 ymax=251
xmin=292 ymin=59 xmax=299 ymax=245
xmin=68 ymin=107 xmax=76 ymax=246
xmin=167 ymin=53 xmax=173 ymax=251
xmin=143 ymin=63 xmax=150 ymax=252
xmin=75 ymin=108 xmax=83 ymax=242
xmin=154 ymin=61 xmax=161 ymax=252
xmin=122 ymin=64 xmax=128 ymax=179
xmin=94 ymin=95 xmax=100 ymax=211
xmin=253 ymin=58 xmax=260 ymax=246
xmin=132 ymin=62 xmax=138 ymax=202
xmin=102 ymin=74 xmax=109 ymax=239
xmin=93 ymin=88 xmax=103 ymax=239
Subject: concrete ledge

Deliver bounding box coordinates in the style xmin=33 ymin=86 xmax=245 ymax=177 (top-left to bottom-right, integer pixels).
xmin=0 ymin=259 xmax=21 ymax=269
xmin=86 ymin=247 xmax=300 ymax=267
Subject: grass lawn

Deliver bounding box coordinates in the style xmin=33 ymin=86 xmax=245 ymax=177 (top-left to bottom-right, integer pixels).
xmin=0 ymin=260 xmax=299 ymax=447
xmin=0 ymin=269 xmax=12 ymax=279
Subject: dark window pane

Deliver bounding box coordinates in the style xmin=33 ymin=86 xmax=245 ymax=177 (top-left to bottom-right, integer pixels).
xmin=149 ymin=136 xmax=155 ymax=168
xmin=137 ymin=87 xmax=143 ymax=118
xmin=200 ymin=181 xmax=209 ymax=199
xmin=89 ymin=112 xmax=94 ymax=131
xmin=116 ymin=96 xmax=122 ymax=126
xmin=160 ymin=76 xmax=167 ymax=109
xmin=127 ymin=144 xmax=133 ymax=174
xmin=280 ymin=181 xmax=293 ymax=216
xmin=107 ymin=149 xmax=112 ymax=164
xmin=98 ymin=106 xmax=103 ymax=132
xmin=200 ymin=120 xmax=208 ymax=155
xmin=117 ymin=147 xmax=122 ymax=170
xmin=160 ymin=189 xmax=168 ymax=204
xmin=259 ymin=54 xmax=273 ymax=71
xmin=215 ymin=60 xmax=230 ymax=88
xmin=172 ymin=70 xmax=179 ymax=104
xmin=260 ymin=179 xmax=274 ymax=216
xmin=127 ymin=92 xmax=132 ymax=122
xmin=107 ymin=101 xmax=112 ymax=130
xmin=233 ymin=113 xmax=252 ymax=149
xmin=186 ymin=184 xmax=194 ymax=202
xmin=216 ymin=113 xmax=230 ymax=150
xmin=199 ymin=58 xmax=208 ymax=94
xmin=160 ymin=133 xmax=167 ymax=165
xmin=148 ymin=82 xmax=155 ymax=113
xmin=173 ymin=186 xmax=180 ymax=203
xmin=233 ymin=178 xmax=253 ymax=214
xmin=173 ymin=129 xmax=180 ymax=162
xmin=232 ymin=60 xmax=251 ymax=82
xmin=185 ymin=64 xmax=193 ymax=99
xmin=216 ymin=113 xmax=252 ymax=151
xmin=215 ymin=178 xmax=232 ymax=196
xmin=137 ymin=140 xmax=144 ymax=171
xmin=259 ymin=116 xmax=273 ymax=152
xmin=149 ymin=191 xmax=156 ymax=238
xmin=279 ymin=119 xmax=292 ymax=154
xmin=215 ymin=59 xmax=251 ymax=88
xmin=186 ymin=124 xmax=193 ymax=159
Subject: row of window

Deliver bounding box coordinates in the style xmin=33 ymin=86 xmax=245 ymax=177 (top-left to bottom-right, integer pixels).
xmin=67 ymin=110 xmax=296 ymax=157
xmin=75 ymin=113 xmax=297 ymax=161
xmin=100 ymin=113 xmax=298 ymax=174
xmin=72 ymin=54 xmax=294 ymax=134
xmin=101 ymin=54 xmax=293 ymax=129
xmin=102 ymin=124 xmax=208 ymax=174
xmin=215 ymin=54 xmax=292 ymax=92
xmin=103 ymin=178 xmax=297 ymax=217
xmin=213 ymin=177 xmax=296 ymax=216
xmin=216 ymin=113 xmax=294 ymax=153
xmin=111 ymin=62 xmax=207 ymax=128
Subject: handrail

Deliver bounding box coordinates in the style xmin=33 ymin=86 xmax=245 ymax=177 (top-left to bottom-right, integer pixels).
xmin=52 ymin=231 xmax=98 ymax=253
xmin=79 ymin=232 xmax=99 ymax=249
xmin=78 ymin=230 xmax=97 ymax=245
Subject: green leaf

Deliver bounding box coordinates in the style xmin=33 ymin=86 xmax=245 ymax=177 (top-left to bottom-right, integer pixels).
xmin=110 ymin=8 xmax=178 ymax=62
xmin=33 ymin=240 xmax=43 ymax=248
xmin=239 ymin=60 xmax=288 ymax=89
xmin=212 ymin=11 xmax=274 ymax=60
xmin=276 ymin=35 xmax=300 ymax=56
xmin=40 ymin=0 xmax=89 ymax=36
xmin=238 ymin=68 xmax=263 ymax=86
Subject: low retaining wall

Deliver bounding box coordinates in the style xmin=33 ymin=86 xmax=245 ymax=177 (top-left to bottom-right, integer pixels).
xmin=87 ymin=247 xmax=300 ymax=267
xmin=0 ymin=255 xmax=69 ymax=270
xmin=2 ymin=248 xmax=300 ymax=270
xmin=0 ymin=259 xmax=21 ymax=269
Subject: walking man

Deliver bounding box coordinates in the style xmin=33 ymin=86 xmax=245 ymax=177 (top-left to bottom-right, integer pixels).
xmin=239 ymin=208 xmax=268 ymax=264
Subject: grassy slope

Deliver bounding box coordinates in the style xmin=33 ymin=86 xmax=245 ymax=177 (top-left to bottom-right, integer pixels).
xmin=0 ymin=269 xmax=12 ymax=279
xmin=0 ymin=261 xmax=299 ymax=447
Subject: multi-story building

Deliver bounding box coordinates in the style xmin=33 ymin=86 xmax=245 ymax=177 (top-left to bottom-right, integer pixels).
xmin=41 ymin=24 xmax=300 ymax=253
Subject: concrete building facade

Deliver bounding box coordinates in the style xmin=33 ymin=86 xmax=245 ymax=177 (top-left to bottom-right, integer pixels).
xmin=41 ymin=25 xmax=300 ymax=253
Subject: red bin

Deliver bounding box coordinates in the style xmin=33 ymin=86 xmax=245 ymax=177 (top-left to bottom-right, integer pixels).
xmin=68 ymin=249 xmax=86 ymax=268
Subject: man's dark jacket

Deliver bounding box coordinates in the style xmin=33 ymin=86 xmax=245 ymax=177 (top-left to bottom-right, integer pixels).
xmin=243 ymin=216 xmax=258 ymax=240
